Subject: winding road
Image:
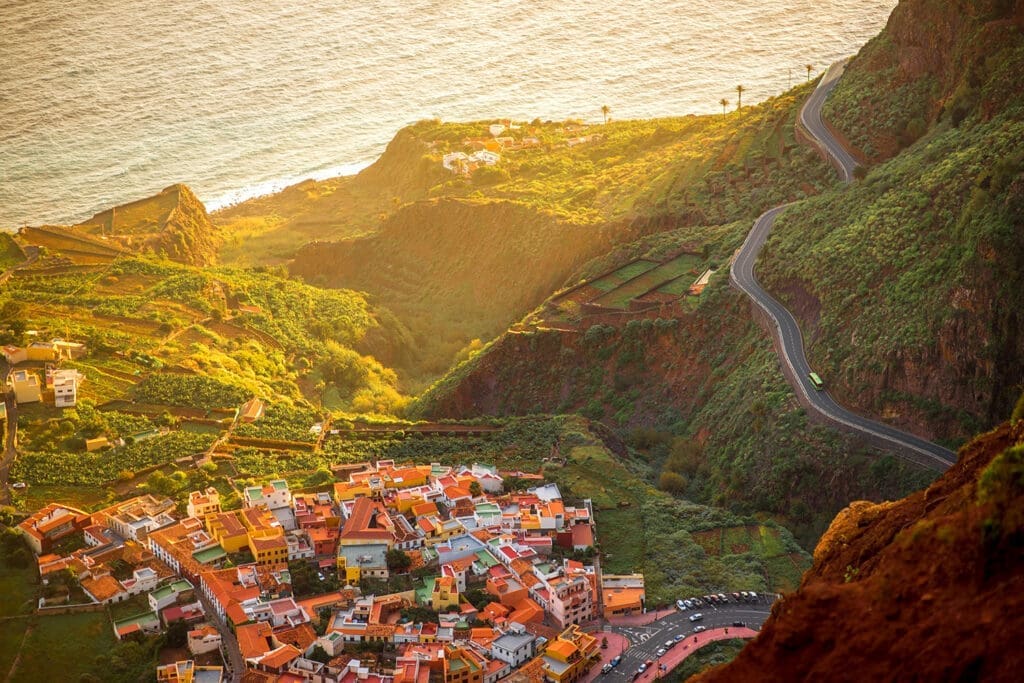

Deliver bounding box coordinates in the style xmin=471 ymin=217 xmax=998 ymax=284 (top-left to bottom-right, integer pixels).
xmin=599 ymin=598 xmax=776 ymax=682
xmin=729 ymin=62 xmax=957 ymax=472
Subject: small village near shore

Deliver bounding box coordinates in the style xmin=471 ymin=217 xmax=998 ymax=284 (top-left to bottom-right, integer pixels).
xmin=15 ymin=454 xmax=646 ymax=683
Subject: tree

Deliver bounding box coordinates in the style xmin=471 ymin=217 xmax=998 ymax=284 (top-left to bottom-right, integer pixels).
xmin=805 ymin=64 xmax=813 ymax=82
xmin=468 ymin=481 xmax=482 ymax=497
xmin=719 ymin=98 xmax=729 ymax=115
xmin=735 ymin=85 xmax=745 ymax=110
xmin=601 ymin=105 xmax=611 ymax=124
xmin=659 ymin=471 xmax=689 ymax=495
xmin=386 ymin=548 xmax=412 ymax=573
xmin=165 ymin=619 xmax=189 ymax=648
xmin=308 ymin=645 xmax=332 ymax=664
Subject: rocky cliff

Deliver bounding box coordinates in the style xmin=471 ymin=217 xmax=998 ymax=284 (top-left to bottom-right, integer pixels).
xmin=79 ymin=183 xmax=221 ymax=266
xmin=823 ymin=0 xmax=1024 ymax=162
xmin=693 ymin=416 xmax=1024 ymax=682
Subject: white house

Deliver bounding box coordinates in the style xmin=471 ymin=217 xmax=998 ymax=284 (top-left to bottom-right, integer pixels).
xmin=442 ymin=152 xmax=469 ymax=172
xmin=470 ymin=150 xmax=500 ymax=166
xmin=188 ymin=625 xmax=222 ymax=655
xmin=51 ymin=369 xmax=82 ymax=408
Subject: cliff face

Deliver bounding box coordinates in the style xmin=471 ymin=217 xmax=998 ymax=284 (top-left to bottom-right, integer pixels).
xmin=78 ymin=183 xmax=221 ymax=266
xmin=693 ymin=418 xmax=1024 ymax=682
xmin=154 ymin=184 xmax=221 ymax=266
xmin=824 ymin=0 xmax=1024 ymax=162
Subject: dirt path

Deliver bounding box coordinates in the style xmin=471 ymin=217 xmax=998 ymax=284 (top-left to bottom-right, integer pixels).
xmin=4 ymin=618 xmax=35 ymax=683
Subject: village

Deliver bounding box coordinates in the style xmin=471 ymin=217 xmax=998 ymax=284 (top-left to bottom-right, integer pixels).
xmin=15 ymin=455 xmax=649 ymax=683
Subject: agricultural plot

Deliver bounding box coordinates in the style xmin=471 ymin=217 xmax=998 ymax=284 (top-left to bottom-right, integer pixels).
xmin=592 ymin=253 xmax=704 ymax=309
xmin=586 ymin=259 xmax=660 ymax=293
xmin=10 ymin=612 xmax=120 ymax=683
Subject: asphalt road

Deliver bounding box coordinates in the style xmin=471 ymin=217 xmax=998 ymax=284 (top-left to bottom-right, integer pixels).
xmin=604 ymin=597 xmax=775 ymax=681
xmin=729 ymin=62 xmax=957 ymax=472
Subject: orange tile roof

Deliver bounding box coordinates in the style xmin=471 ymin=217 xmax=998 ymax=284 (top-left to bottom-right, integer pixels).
xmin=259 ymin=644 xmax=302 ymax=670
xmin=509 ymin=597 xmax=544 ymax=625
xmin=273 ymin=623 xmax=317 ymax=652
xmin=237 ymin=622 xmax=274 ymax=659
xmin=340 ymin=497 xmax=394 ymax=541
xmin=80 ymin=574 xmax=124 ymax=602
xmin=545 ymin=639 xmax=577 ymax=660
xmin=411 ymin=502 xmax=438 ymax=518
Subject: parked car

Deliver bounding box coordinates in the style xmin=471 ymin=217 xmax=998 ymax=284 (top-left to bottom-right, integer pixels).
xmin=731 ymin=592 xmax=741 ymax=601
xmin=749 ymin=591 xmax=759 ymax=601
xmin=656 ymin=648 xmax=666 ymax=657
xmin=732 ymin=621 xmax=746 ymax=628
xmin=664 ymin=640 xmax=675 ymax=648
xmin=611 ymin=656 xmax=622 ymax=667
xmin=11 ymin=482 xmax=26 ymax=489
xmin=673 ymin=634 xmax=684 ymax=642
xmin=683 ymin=599 xmax=694 ymax=608
xmin=718 ymin=593 xmax=728 ymax=602
xmin=693 ymin=625 xmax=707 ymax=633
xmin=602 ymin=664 xmax=613 ymax=674
xmin=676 ymin=599 xmax=687 ymax=610
xmin=689 ymin=613 xmax=704 ymax=622
xmin=638 ymin=664 xmax=647 ymax=673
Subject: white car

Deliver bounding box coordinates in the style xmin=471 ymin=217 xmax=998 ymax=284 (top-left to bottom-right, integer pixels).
xmin=688 ymin=613 xmax=703 ymax=622
xmin=676 ymin=599 xmax=686 ymax=610
xmin=11 ymin=482 xmax=27 ymax=489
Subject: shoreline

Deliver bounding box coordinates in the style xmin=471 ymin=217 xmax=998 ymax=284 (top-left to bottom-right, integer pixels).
xmin=203 ymin=158 xmax=376 ymax=214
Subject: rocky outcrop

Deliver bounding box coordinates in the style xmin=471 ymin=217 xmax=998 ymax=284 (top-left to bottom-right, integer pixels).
xmin=693 ymin=418 xmax=1024 ymax=682
xmin=155 ymin=184 xmax=221 ymax=266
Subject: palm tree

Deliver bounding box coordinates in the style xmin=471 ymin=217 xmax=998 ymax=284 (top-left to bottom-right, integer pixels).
xmin=601 ymin=104 xmax=610 ymax=124
xmin=805 ymin=64 xmax=813 ymax=82
xmin=736 ymin=85 xmax=745 ymax=110
xmin=719 ymin=98 xmax=729 ymax=114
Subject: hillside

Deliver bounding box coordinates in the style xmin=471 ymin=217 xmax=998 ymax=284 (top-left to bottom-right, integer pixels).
xmin=822 ymin=0 xmax=1024 ymax=163
xmin=291 ymin=198 xmax=638 ymax=382
xmin=759 ymin=0 xmax=1024 ymax=444
xmin=17 ymin=184 xmax=221 ymax=267
xmin=692 ymin=415 xmax=1024 ymax=683
xmin=409 ymin=228 xmax=933 ymax=546
xmin=279 ymin=86 xmax=834 ymax=385
xmin=410 ymin=0 xmax=1024 ymax=544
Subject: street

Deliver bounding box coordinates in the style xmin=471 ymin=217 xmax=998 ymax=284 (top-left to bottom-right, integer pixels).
xmin=595 ymin=596 xmax=776 ymax=682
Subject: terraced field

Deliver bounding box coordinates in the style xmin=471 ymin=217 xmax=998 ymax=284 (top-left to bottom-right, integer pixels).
xmin=592 ymin=253 xmax=704 ymax=309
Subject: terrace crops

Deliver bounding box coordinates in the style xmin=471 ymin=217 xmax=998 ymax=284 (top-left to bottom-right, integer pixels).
xmin=11 ymin=432 xmax=215 ymax=486
xmin=133 ymin=374 xmax=249 ymax=410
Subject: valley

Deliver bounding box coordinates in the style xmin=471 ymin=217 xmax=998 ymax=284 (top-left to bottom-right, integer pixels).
xmin=1 ymin=1 xmax=1023 ymax=681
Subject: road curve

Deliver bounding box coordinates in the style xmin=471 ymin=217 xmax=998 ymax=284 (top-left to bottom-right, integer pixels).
xmin=729 ymin=63 xmax=957 ymax=472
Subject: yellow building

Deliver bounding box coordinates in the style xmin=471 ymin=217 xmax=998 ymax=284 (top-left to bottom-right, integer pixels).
xmin=336 ymin=555 xmax=362 ymax=584
xmin=240 ymin=507 xmax=287 ymax=565
xmin=538 ymin=625 xmax=598 ymax=683
xmin=187 ymin=487 xmax=222 ymax=519
xmin=207 ymin=511 xmax=249 ymax=553
xmin=333 ymin=480 xmax=373 ymax=502
xmin=26 ymin=341 xmax=58 ymax=362
xmin=9 ymin=369 xmax=41 ymax=404
xmin=431 ymin=575 xmax=460 ymax=611
xmin=249 ymin=534 xmax=288 ymax=565
xmin=444 ymin=645 xmax=485 ymax=683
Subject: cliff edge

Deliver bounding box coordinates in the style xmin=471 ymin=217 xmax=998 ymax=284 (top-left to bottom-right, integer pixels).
xmin=693 ymin=415 xmax=1024 ymax=682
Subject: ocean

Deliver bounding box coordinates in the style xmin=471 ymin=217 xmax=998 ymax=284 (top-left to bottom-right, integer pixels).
xmin=0 ymin=0 xmax=896 ymax=229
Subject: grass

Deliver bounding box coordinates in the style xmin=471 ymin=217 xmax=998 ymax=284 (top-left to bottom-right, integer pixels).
xmin=673 ymin=639 xmax=747 ymax=681
xmin=0 ymin=232 xmax=24 ymax=270
xmin=588 ymin=260 xmax=660 ymax=293
xmin=0 ymin=563 xmax=37 ymax=618
xmin=10 ymin=612 xmax=118 ymax=683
